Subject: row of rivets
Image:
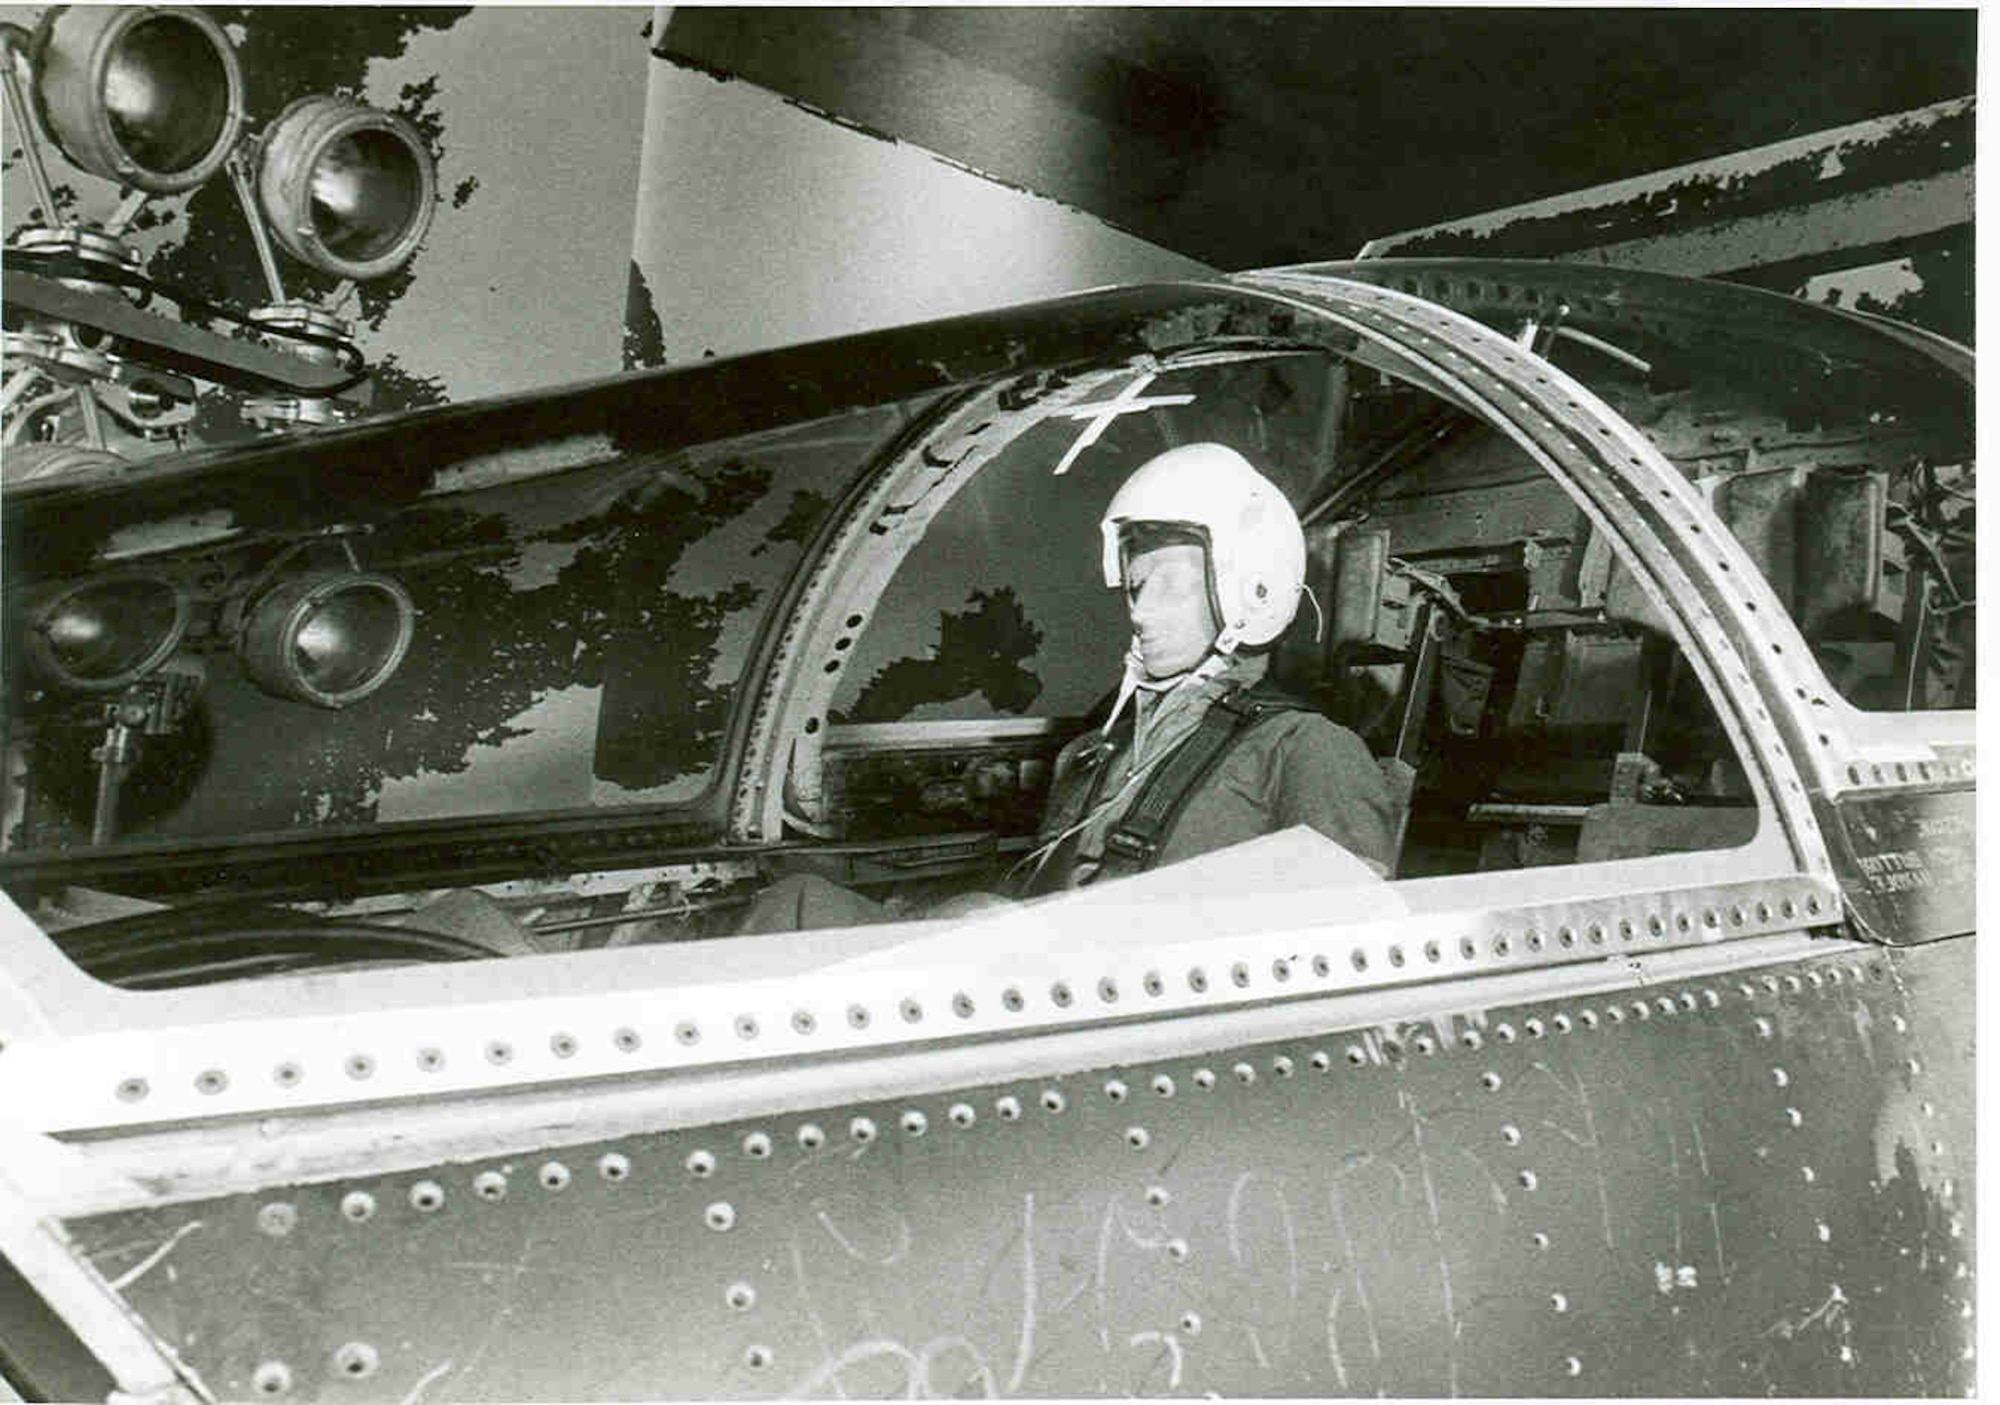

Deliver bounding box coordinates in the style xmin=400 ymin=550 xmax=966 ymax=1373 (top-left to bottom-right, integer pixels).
xmin=107 ymin=890 xmax=1837 ymax=1106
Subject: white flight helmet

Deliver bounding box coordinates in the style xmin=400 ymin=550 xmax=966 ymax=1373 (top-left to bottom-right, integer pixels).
xmin=1100 ymin=442 xmax=1307 ymax=654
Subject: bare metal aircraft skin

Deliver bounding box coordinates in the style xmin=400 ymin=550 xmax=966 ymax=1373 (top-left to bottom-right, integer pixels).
xmin=0 ymin=261 xmax=1974 ymax=1400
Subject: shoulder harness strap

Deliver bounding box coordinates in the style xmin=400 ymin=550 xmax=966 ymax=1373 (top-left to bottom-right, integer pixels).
xmin=1098 ymin=680 xmax=1311 ymax=880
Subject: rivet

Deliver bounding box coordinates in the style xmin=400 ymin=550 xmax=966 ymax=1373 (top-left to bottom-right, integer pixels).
xmin=705 ymin=1201 xmax=737 ymax=1231
xmin=1501 ymin=1124 xmax=1522 ymax=1145
xmin=1564 ymin=1356 xmax=1582 ymax=1377
xmin=1772 ymin=1067 xmax=1790 ymax=1087
xmin=196 ymin=1068 xmax=230 ymax=1095
xmin=1193 ymin=1068 xmax=1217 ymax=1090
xmin=1907 ymin=1057 xmax=1923 ymax=1076
xmin=340 ymin=1190 xmax=377 ymax=1222
xmin=1557 ymin=926 xmax=1576 ymax=948
xmin=1784 ymin=975 xmax=1803 ymax=994
xmin=1607 ymin=1006 xmax=1625 ymax=1024
xmin=743 ymin=1131 xmax=773 ymax=1159
xmin=674 ymin=1020 xmax=701 ymax=1045
xmin=598 ymin=1152 xmax=632 ymax=1182
xmin=1891 ymin=1014 xmax=1910 ymax=1034
xmin=1462 ymin=1029 xmax=1484 ymax=1050
xmin=1146 ymin=1185 xmax=1171 ymax=1207
xmin=1142 ymin=970 xmax=1166 ymax=996
xmin=1002 ymin=987 xmax=1025 ymax=1012
xmin=1631 ymin=1002 xmax=1651 ymax=1021
xmin=413 ymin=1046 xmax=446 ymax=1073
xmin=1345 ymin=1045 xmax=1367 ymax=1066
xmin=900 ymin=998 xmax=924 ymax=1023
xmin=1350 ymin=949 xmax=1369 ymax=972
xmin=797 ymin=1123 xmax=826 ymax=1150
xmin=1309 ymin=1050 xmax=1333 ymax=1072
xmin=1816 ymin=1221 xmax=1832 ymax=1242
xmin=409 ymin=1180 xmax=445 ymax=1212
xmin=1104 ymin=1079 xmax=1129 ymax=1103
xmin=685 ymin=1149 xmax=715 ymax=1178
xmin=1039 ymin=1089 xmax=1066 ymax=1114
xmin=474 ymin=1170 xmax=508 ymax=1202
xmin=997 ymin=1096 xmax=1023 ymax=1121
xmin=1311 ymin=954 xmax=1332 ymax=978
xmin=1481 ymin=1071 xmax=1503 ymax=1091
xmin=1525 ymin=1018 xmax=1546 ymax=1038
xmin=1178 ymin=1310 xmax=1202 ymax=1334
xmin=1656 ymin=997 xmax=1676 ymax=1016
xmin=1050 ymin=982 xmax=1074 ymax=1008
xmin=1413 ymin=1034 xmax=1437 ymax=1056
xmin=257 ymin=1202 xmax=298 ymax=1237
xmin=735 ymin=1014 xmax=760 ymax=1041
xmin=791 ymin=1010 xmax=817 ymax=1035
xmin=1497 ymin=1022 xmax=1518 ymax=1043
xmin=900 ymin=1110 xmax=928 ymax=1137
xmin=1231 ymin=962 xmax=1251 ymax=988
xmin=1272 ymin=1055 xmax=1295 ymax=1078
xmin=1550 ymin=1292 xmax=1568 ymax=1313
xmin=1188 ymin=966 xmax=1210 ymax=992
xmin=538 ymin=1162 xmax=570 ymax=1191
xmin=1785 ymin=1107 xmax=1803 ymax=1128
xmin=1531 ymin=1231 xmax=1551 ymax=1249
xmin=1518 ymin=1170 xmax=1539 ymax=1190
xmin=744 ymin=1344 xmax=774 ymax=1371
xmin=847 ymin=1005 xmax=870 ymax=1030
xmin=272 ymin=1061 xmax=303 ymax=1088
xmin=1272 ymin=957 xmax=1292 ymax=982
xmin=1580 ymin=1009 xmax=1599 ymax=1029
xmin=1388 ymin=945 xmax=1405 ymax=968
xmin=953 ymin=992 xmax=976 ymax=1018
xmin=726 ymin=1282 xmax=757 ymax=1311
xmin=1588 ymin=923 xmax=1607 ymax=945
xmin=611 ymin=1025 xmax=643 ymax=1053
xmin=1800 ymin=1165 xmax=1816 ymax=1184
xmin=252 ymin=1360 xmax=293 ymax=1397
xmin=1166 ymin=1238 xmax=1191 ymax=1263
xmin=1126 ymin=1126 xmax=1151 ymax=1150
xmin=1553 ymin=1013 xmax=1573 ymax=1034
xmin=850 ymin=1116 xmax=878 ymax=1143
xmin=1233 ymin=1061 xmax=1257 ymax=1084
xmin=948 ymin=1103 xmax=976 ymax=1128
xmin=1151 ymin=1073 xmax=1177 ymax=1097
xmin=332 ymin=1343 xmax=379 ymax=1381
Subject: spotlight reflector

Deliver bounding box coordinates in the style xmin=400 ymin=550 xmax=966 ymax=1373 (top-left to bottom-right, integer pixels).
xmin=256 ymin=96 xmax=436 ymax=282
xmin=238 ymin=571 xmax=414 ymax=708
xmin=33 ymin=6 xmax=245 ymax=194
xmin=24 ymin=572 xmax=189 ymax=690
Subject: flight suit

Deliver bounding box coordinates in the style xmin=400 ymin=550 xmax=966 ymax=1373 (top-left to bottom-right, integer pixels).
xmin=1025 ymin=651 xmax=1395 ymax=890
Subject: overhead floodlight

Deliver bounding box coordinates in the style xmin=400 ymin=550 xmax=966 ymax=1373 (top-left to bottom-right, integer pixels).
xmin=237 ymin=570 xmax=414 ymax=709
xmin=256 ymin=95 xmax=436 ymax=282
xmin=31 ymin=5 xmax=244 ymax=194
xmin=23 ymin=572 xmax=189 ymax=691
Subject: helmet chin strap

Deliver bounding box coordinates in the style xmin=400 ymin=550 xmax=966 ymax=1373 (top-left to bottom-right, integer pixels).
xmin=1102 ymin=632 xmax=1237 ymax=736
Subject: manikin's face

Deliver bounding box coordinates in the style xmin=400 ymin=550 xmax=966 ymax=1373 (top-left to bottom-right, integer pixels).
xmin=1123 ymin=541 xmax=1218 ymax=680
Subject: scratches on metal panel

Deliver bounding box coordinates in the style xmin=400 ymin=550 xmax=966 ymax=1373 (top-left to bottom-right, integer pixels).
xmin=1128 ymin=1331 xmax=1185 ymax=1391
xmin=1533 ymin=1059 xmax=1615 ymax=1251
xmin=1402 ymin=1088 xmax=1459 ymax=1397
xmin=812 ymin=1195 xmax=913 ymax=1265
xmin=398 ymin=1359 xmax=455 ymax=1405
xmin=1008 ymin=1194 xmax=1036 ymax=1395
xmin=787 ymin=1234 xmax=851 ymax=1401
xmin=1450 ymin=1145 xmax=1511 ymax=1215
xmin=106 ymin=1219 xmax=204 ymax=1291
xmin=1324 ymin=1283 xmax=1351 ymax=1391
xmin=1761 ymin=1283 xmax=1850 ymax=1340
xmin=1852 ymin=1001 xmax=1879 ymax=1067
xmin=783 ymin=1337 xmax=925 ymax=1400
xmin=1326 ymin=1183 xmax=1385 ymax=1388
